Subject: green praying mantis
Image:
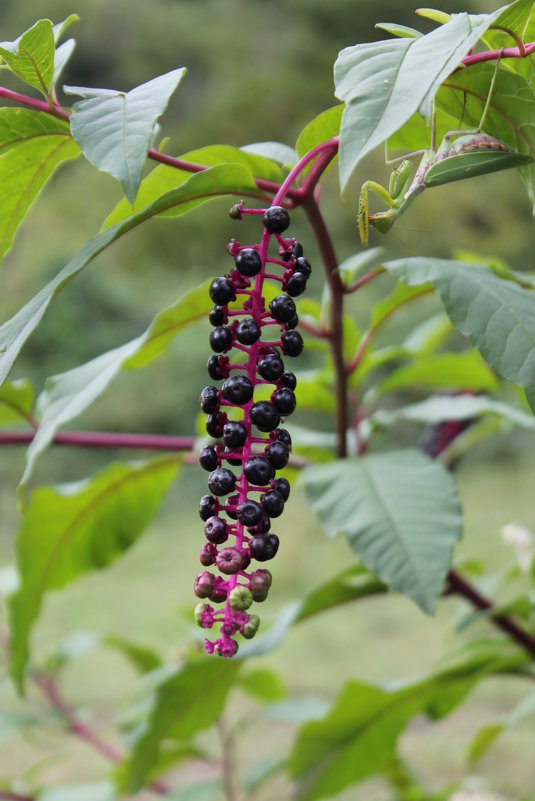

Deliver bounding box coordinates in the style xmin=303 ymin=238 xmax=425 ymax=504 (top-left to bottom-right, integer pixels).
xmin=357 ymin=63 xmax=534 ymax=246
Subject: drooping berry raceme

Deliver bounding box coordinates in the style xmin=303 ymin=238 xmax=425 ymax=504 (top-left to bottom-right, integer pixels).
xmin=195 ymin=204 xmax=311 ymax=657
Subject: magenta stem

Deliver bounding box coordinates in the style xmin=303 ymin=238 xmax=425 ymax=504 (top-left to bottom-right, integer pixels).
xmin=0 ymin=430 xmax=195 ymax=451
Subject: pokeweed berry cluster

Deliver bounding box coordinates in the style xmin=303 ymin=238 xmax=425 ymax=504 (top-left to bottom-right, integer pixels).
xmin=194 ymin=203 xmax=311 ymax=657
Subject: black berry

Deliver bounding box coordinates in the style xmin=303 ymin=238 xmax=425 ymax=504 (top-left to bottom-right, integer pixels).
xmin=209 ymin=326 xmax=233 ymax=353
xmin=275 ymin=428 xmax=292 ymax=448
xmin=257 ymin=353 xmax=284 ymax=381
xmin=235 ymin=248 xmax=262 ymax=277
xmin=204 ymin=516 xmax=228 ymax=544
xmin=236 ymin=317 xmax=261 ymax=345
xmin=209 ymin=305 xmax=227 ymax=326
xmin=206 ymin=412 xmax=227 ymax=438
xmin=263 ymin=206 xmax=290 ymax=234
xmin=285 ymin=272 xmax=308 ymax=297
xmin=244 ymin=455 xmax=275 ymax=486
xmin=294 ymin=256 xmax=312 ymax=277
xmin=272 ymin=477 xmax=290 ymax=501
xmin=281 ymin=371 xmax=297 ymax=390
xmin=261 ymin=490 xmax=285 ymax=518
xmin=199 ymin=445 xmax=219 ymax=471
xmin=223 ymin=421 xmax=248 ymax=449
xmin=269 ymin=294 xmax=296 ymax=323
xmin=209 ymin=276 xmax=235 ymax=305
xmin=249 ymin=533 xmax=279 ymax=561
xmin=236 ymin=499 xmax=263 ymax=526
xmin=200 ymin=386 xmax=220 ymax=414
xmin=266 ymin=440 xmax=289 ymax=469
xmin=207 ymin=355 xmax=228 ymax=381
xmin=272 ymin=388 xmax=296 ymax=415
xmin=281 ymin=330 xmax=303 ymax=357
xmin=250 ymin=401 xmax=280 ymax=432
xmin=222 ymin=375 xmax=254 ymax=405
xmin=208 ymin=468 xmax=236 ymax=496
xmin=199 ymin=494 xmax=217 ymax=521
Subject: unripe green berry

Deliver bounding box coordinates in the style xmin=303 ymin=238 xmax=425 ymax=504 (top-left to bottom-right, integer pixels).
xmin=229 ymin=586 xmax=253 ymax=610
xmin=242 ymin=615 xmax=260 ymax=639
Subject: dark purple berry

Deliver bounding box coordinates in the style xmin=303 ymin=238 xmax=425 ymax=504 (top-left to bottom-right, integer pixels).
xmin=257 ymin=354 xmax=284 ymax=381
xmin=236 ymin=317 xmax=261 ymax=345
xmin=250 ymin=401 xmax=280 ymax=432
xmin=249 ymin=533 xmax=279 ymax=561
xmin=235 ymin=248 xmax=262 ymax=277
xmin=223 ymin=421 xmax=248 ymax=449
xmin=269 ymin=294 xmax=296 ymax=323
xmin=281 ymin=330 xmax=303 ymax=357
xmin=236 ymin=499 xmax=263 ymax=526
xmin=272 ymin=477 xmax=290 ymax=501
xmin=294 ymin=256 xmax=312 ymax=277
xmin=222 ymin=375 xmax=254 ymax=405
xmin=210 ymin=326 xmax=233 ymax=353
xmin=207 ymin=355 xmax=228 ymax=381
xmin=225 ymin=494 xmax=239 ymax=519
xmin=223 ymin=447 xmax=242 ymax=467
xmin=208 ymin=468 xmax=236 ymax=496
xmin=263 ymin=206 xmax=290 ymax=234
xmin=244 ymin=455 xmax=275 ymax=486
xmin=210 ymin=577 xmax=228 ymax=603
xmin=250 ymin=569 xmax=272 ymax=600
xmin=204 ymin=516 xmax=228 ymax=544
xmin=200 ymin=386 xmax=220 ymax=414
xmin=285 ymin=272 xmax=308 ymax=297
xmin=275 ymin=428 xmax=292 ymax=448
xmin=281 ymin=371 xmax=297 ymax=390
xmin=216 ymin=547 xmax=246 ymax=575
xmin=199 ymin=445 xmax=219 ymax=471
xmin=209 ymin=305 xmax=227 ymax=326
xmin=199 ymin=494 xmax=217 ymax=521
xmin=194 ymin=571 xmax=214 ymax=598
xmin=266 ymin=440 xmax=289 ymax=469
xmin=272 ymin=388 xmax=296 ymax=416
xmin=209 ymin=277 xmax=235 ymax=305
xmin=261 ymin=490 xmax=285 ymax=518
xmin=287 ymin=313 xmax=299 ymax=330
xmin=206 ymin=412 xmax=227 ymax=438
xmin=282 ymin=240 xmax=304 ymax=261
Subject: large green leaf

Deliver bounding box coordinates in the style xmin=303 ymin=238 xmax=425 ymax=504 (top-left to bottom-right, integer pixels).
xmin=20 ymin=281 xmax=210 ymax=487
xmin=0 ymin=20 xmax=55 ymax=95
xmin=295 ymin=105 xmax=343 ymax=172
xmin=9 ymin=456 xmax=180 ymax=690
xmin=371 ymin=350 xmax=499 ymax=397
xmin=0 ymin=379 xmax=34 ymax=428
xmin=124 ymin=658 xmax=241 ymax=792
xmin=334 ymin=8 xmax=505 ymax=189
xmin=65 ymin=69 xmax=186 ymax=204
xmin=301 ymin=449 xmax=462 ymax=613
xmin=296 ymin=565 xmax=386 ymax=623
xmin=384 ymin=258 xmax=535 ymax=391
xmin=0 ymin=109 xmax=80 ymax=260
xmin=0 ymin=163 xmax=257 ymax=389
xmin=102 ymin=143 xmax=284 ymax=228
xmin=288 ymin=649 xmax=528 ymax=801
xmin=435 ymin=62 xmax=535 ymax=208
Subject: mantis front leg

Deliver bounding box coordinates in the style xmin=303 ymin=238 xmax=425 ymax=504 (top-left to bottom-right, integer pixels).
xmin=358 ymin=159 xmax=412 ymax=246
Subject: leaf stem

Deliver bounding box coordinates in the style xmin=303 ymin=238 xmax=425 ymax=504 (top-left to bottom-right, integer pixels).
xmin=0 ymin=430 xmax=195 ymax=451
xmin=217 ymin=718 xmax=239 ymax=801
xmin=446 ymin=569 xmax=535 ymax=659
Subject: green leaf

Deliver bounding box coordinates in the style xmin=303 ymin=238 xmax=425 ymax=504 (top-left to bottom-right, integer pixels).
xmin=373 ymin=394 xmax=535 ymax=430
xmin=289 ymin=651 xmax=526 ymax=801
xmin=20 ymin=281 xmax=210 ymax=487
xmin=375 ymin=22 xmax=423 ymax=38
xmin=296 ymin=565 xmax=386 ymax=623
xmin=241 ymin=141 xmax=297 ymax=167
xmin=103 ymin=144 xmax=281 ymax=228
xmin=0 ymin=20 xmax=55 ymax=95
xmin=238 ymin=669 xmax=286 ymax=702
xmin=0 ymin=379 xmax=34 ymax=428
xmin=124 ymin=658 xmax=241 ymax=792
xmin=104 ymin=635 xmax=162 ymax=674
xmin=52 ymin=39 xmax=76 ymax=92
xmin=64 ymin=69 xmax=187 ymax=204
xmin=370 ymin=281 xmax=432 ymax=330
xmin=295 ymin=105 xmax=343 ymax=169
xmin=0 ymin=109 xmax=79 ymax=261
xmin=301 ymin=449 xmax=463 ymax=613
xmin=9 ymin=456 xmax=180 ymax=690
xmin=37 ymin=781 xmax=117 ymax=801
xmin=0 ymin=164 xmax=257 ymax=389
xmin=384 ymin=258 xmax=535 ymax=391
xmin=415 ymin=8 xmax=453 ymax=24
xmin=435 ymin=62 xmax=535 ymax=209
xmin=483 ymin=0 xmax=535 ymax=77
xmin=336 ymin=247 xmax=385 ymax=285
xmin=52 ymin=14 xmax=79 ymax=44
xmin=334 ymin=8 xmax=504 ymax=189
xmin=468 ymin=686 xmax=535 ymax=763
xmin=372 ymin=351 xmax=499 ymax=398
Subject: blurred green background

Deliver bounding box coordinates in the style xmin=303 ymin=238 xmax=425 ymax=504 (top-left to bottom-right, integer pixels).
xmin=1 ymin=0 xmax=535 ymax=798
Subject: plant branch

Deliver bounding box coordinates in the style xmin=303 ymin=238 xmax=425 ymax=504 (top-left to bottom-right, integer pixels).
xmin=343 ymin=266 xmax=386 ymax=295
xmin=460 ymin=41 xmax=535 ymax=68
xmin=0 ymin=429 xmax=196 ymax=451
xmin=0 ymin=793 xmax=34 ymax=801
xmin=33 ymin=673 xmax=171 ymax=796
xmin=446 ymin=569 xmax=535 ymax=659
xmin=302 ymin=194 xmax=347 ymax=458
xmin=217 ymin=718 xmax=239 ymax=801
